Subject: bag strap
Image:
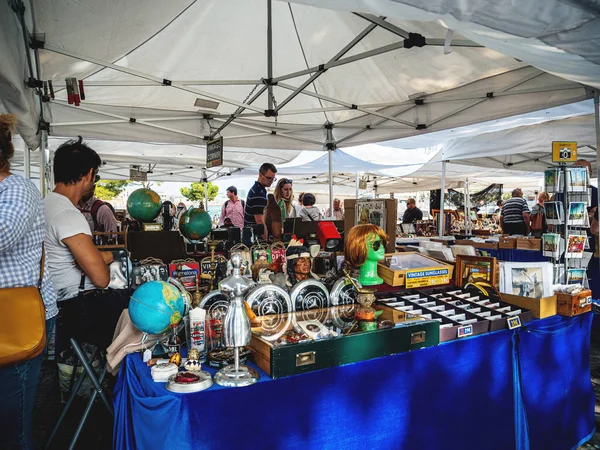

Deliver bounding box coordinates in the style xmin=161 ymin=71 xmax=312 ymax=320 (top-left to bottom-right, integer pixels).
xmin=37 ymin=245 xmax=45 ymax=290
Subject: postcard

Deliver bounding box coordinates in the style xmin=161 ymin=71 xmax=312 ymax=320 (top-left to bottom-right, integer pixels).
xmin=542 ymin=233 xmax=560 ymax=258
xmin=567 ymin=268 xmax=586 ymax=285
xmin=567 ymin=167 xmax=587 ymax=192
xmin=544 ymin=168 xmax=561 ymax=193
xmin=566 ymin=235 xmax=586 ymax=258
xmin=568 ymin=202 xmax=587 ymax=226
xmin=544 ymin=201 xmax=563 ymax=225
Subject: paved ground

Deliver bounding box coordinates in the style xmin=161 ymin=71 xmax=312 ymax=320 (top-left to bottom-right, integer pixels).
xmin=32 ymin=323 xmax=600 ymax=450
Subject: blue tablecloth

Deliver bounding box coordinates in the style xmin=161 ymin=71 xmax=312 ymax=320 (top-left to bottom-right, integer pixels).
xmin=113 ymin=314 xmax=595 ymax=450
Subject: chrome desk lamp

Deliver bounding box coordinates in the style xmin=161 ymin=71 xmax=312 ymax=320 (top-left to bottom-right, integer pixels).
xmin=214 ymin=253 xmax=259 ymax=387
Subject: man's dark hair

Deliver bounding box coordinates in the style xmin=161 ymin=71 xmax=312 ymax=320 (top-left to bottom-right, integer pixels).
xmin=227 ymin=186 xmax=237 ymax=195
xmin=54 ymin=136 xmax=102 ymax=185
xmin=303 ymin=193 xmax=316 ymax=206
xmin=497 ymin=200 xmax=503 ymax=207
xmin=259 ymin=162 xmax=277 ymax=175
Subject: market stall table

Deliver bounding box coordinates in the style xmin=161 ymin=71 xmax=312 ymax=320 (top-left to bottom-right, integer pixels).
xmin=114 ymin=314 xmax=594 ymax=450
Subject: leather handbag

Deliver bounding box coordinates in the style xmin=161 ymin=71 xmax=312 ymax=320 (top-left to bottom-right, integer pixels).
xmin=0 ymin=248 xmax=47 ymax=367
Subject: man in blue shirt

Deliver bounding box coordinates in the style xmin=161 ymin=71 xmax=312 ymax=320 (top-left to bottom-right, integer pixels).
xmin=244 ymin=162 xmax=277 ymax=226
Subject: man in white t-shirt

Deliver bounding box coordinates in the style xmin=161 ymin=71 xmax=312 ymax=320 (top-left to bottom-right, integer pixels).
xmin=45 ymin=137 xmax=129 ymax=351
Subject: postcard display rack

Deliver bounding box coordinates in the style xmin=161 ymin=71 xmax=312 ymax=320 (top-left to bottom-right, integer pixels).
xmin=543 ymin=165 xmax=591 ymax=286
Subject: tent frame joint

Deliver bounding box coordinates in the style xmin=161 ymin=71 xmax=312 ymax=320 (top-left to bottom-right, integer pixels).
xmin=486 ymin=92 xmax=494 ymax=98
xmin=38 ymin=119 xmax=50 ymax=132
xmin=129 ymin=118 xmax=136 ymax=123
xmin=264 ymin=109 xmax=278 ymax=117
xmin=162 ymin=79 xmax=172 ymax=86
xmin=416 ymin=124 xmax=427 ymax=130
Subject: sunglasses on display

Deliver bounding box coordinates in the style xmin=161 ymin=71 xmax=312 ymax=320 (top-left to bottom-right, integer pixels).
xmin=369 ymin=240 xmax=387 ymax=251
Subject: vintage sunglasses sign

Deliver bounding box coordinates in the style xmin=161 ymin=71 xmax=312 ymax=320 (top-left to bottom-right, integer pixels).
xmin=405 ymin=268 xmax=450 ymax=289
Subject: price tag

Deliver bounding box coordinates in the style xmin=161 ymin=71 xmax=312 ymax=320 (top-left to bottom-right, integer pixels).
xmin=507 ymin=316 xmax=522 ymax=330
xmin=580 ymin=296 xmax=592 ymax=307
xmin=457 ymin=325 xmax=473 ymax=338
xmin=143 ymin=349 xmax=152 ymax=362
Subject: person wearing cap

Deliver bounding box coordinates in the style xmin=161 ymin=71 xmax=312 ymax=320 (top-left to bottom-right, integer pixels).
xmin=219 ymin=186 xmax=245 ymax=228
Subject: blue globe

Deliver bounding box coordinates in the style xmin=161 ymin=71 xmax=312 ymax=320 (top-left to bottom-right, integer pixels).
xmin=129 ymin=281 xmax=185 ymax=334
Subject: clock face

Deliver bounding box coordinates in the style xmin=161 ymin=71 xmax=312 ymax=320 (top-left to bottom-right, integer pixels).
xmin=199 ymin=292 xmax=229 ymax=320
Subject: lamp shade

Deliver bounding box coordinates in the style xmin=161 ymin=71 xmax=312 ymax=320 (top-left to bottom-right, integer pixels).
xmin=317 ymin=221 xmax=342 ymax=251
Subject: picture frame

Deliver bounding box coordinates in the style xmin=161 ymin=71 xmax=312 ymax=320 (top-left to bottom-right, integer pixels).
xmin=544 ymin=168 xmax=561 ymax=193
xmin=567 ymin=268 xmax=586 ymax=285
xmin=499 ymin=262 xmax=553 ymax=298
xmin=542 ymin=233 xmax=561 ymax=258
xmin=566 ymin=235 xmax=586 ymax=259
xmin=454 ymin=255 xmax=497 ymax=288
xmin=568 ymin=202 xmax=587 ymax=226
xmin=356 ymin=199 xmax=387 ymax=230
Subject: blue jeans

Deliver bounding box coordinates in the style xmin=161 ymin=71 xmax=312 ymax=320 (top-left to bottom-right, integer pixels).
xmin=0 ymin=316 xmax=56 ymax=450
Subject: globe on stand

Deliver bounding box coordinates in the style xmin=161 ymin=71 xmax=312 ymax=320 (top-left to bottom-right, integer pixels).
xmin=127 ymin=188 xmax=162 ymax=222
xmin=180 ymin=207 xmax=212 ymax=242
xmin=129 ymin=281 xmax=185 ymax=334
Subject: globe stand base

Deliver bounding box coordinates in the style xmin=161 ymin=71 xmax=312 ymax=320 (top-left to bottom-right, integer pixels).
xmin=214 ymin=364 xmax=259 ymax=388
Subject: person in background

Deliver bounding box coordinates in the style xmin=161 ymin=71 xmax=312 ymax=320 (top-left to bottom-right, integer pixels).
xmin=219 ymin=186 xmax=245 ymax=228
xmin=0 ymin=114 xmax=58 ymax=450
xmin=44 ymin=137 xmax=129 ymax=355
xmin=494 ymin=200 xmax=503 ymax=215
xmin=402 ymin=198 xmax=423 ymax=223
xmin=298 ymin=192 xmax=305 ymax=207
xmin=299 ymin=193 xmax=323 ymax=221
xmin=78 ymin=184 xmax=119 ymax=243
xmin=500 ymin=188 xmax=530 ymax=235
xmin=325 ymin=198 xmax=344 ymax=220
xmin=245 ymin=163 xmax=277 ymax=226
xmin=274 ymin=178 xmax=299 ymax=219
xmin=529 ymin=191 xmax=549 ymax=237
xmin=263 ymin=193 xmax=283 ymax=240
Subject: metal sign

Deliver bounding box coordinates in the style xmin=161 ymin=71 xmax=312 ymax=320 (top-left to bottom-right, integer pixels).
xmin=207 ymin=137 xmax=223 ymax=168
xmin=129 ymin=167 xmax=147 ymax=182
xmin=552 ymin=141 xmax=577 ymax=163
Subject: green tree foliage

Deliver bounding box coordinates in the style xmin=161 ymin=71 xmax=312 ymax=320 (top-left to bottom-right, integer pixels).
xmin=180 ymin=182 xmax=219 ymax=202
xmin=95 ymin=180 xmax=132 ymax=200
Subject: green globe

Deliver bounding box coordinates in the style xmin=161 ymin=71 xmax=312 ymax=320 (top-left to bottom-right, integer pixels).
xmin=127 ymin=188 xmax=162 ymax=222
xmin=180 ymin=207 xmax=212 ymax=241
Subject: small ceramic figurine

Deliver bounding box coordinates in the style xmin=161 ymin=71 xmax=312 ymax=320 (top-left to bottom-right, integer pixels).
xmin=345 ymin=224 xmax=389 ymax=286
xmin=184 ymin=348 xmax=202 ymax=372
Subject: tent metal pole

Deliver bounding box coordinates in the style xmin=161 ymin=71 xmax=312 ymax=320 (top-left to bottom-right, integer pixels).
xmin=464 ymin=178 xmax=470 ymax=236
xmin=267 ymin=0 xmax=273 ymax=111
xmin=40 ymin=130 xmax=47 ymax=196
xmin=203 ymin=169 xmax=209 ymax=210
xmin=439 ymin=161 xmax=446 ymax=238
xmin=275 ymin=21 xmax=377 ymax=113
xmin=595 ymin=91 xmax=599 ymax=280
xmin=43 ymin=44 xmax=265 ymax=114
xmin=328 ymin=149 xmax=334 ymax=217
xmin=23 ymin=142 xmax=30 ymax=180
xmin=355 ymin=173 xmax=359 ymax=199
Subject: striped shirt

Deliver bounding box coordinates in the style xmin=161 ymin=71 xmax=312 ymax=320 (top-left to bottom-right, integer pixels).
xmin=244 ymin=181 xmax=267 ymax=226
xmin=501 ymin=197 xmax=530 ymax=224
xmin=0 ymin=174 xmax=58 ymax=319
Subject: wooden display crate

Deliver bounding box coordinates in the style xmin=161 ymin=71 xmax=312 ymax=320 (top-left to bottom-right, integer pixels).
xmin=377 ymin=252 xmax=454 ymax=287
xmin=473 ymin=241 xmax=498 ymax=250
xmin=500 ymin=293 xmax=557 ymax=319
xmin=499 ymin=237 xmax=517 ymax=249
xmin=516 ymin=237 xmax=541 ymax=251
xmin=556 ymin=290 xmax=592 ymax=317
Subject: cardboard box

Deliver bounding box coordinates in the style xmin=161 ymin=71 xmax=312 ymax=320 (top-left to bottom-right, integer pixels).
xmin=454 ymin=240 xmax=475 ymax=247
xmin=516 ymin=237 xmax=542 ymax=251
xmin=377 ymin=252 xmax=454 ymax=287
xmin=499 ymin=237 xmax=517 ymax=249
xmin=555 ymin=290 xmax=592 ymax=317
xmin=500 ymin=293 xmax=557 ymax=319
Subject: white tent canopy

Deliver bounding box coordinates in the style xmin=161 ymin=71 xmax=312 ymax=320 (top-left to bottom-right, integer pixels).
xmin=2 ymin=0 xmax=594 ymax=153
